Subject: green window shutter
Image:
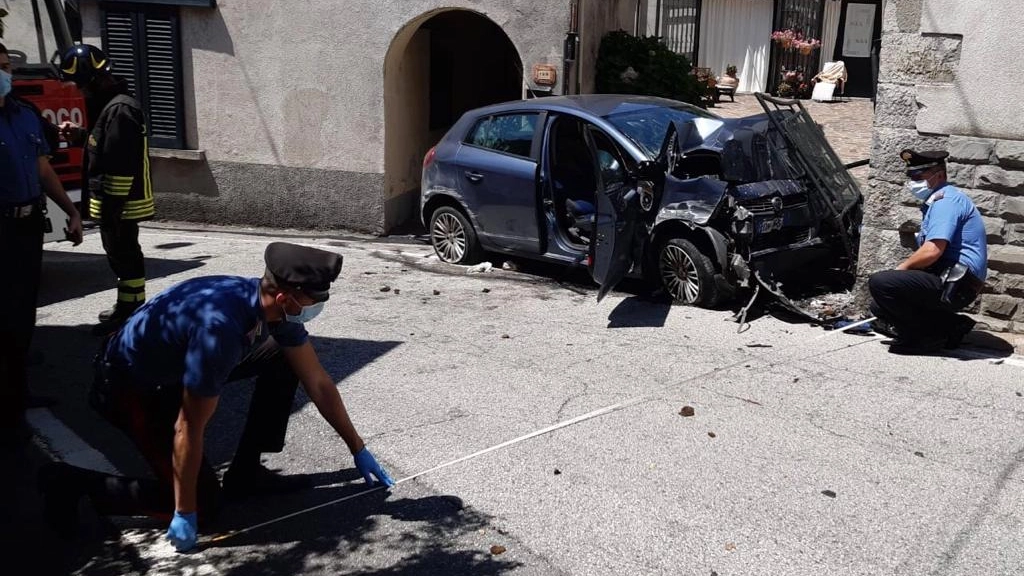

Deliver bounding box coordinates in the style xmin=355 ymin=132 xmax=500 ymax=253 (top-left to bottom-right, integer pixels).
xmin=141 ymin=12 xmax=184 ymax=149
xmin=101 ymin=8 xmax=185 ymax=149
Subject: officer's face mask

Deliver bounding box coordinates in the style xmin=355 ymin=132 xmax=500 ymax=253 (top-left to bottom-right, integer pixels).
xmin=284 ymin=297 xmax=325 ymax=324
xmin=905 ymin=178 xmax=933 ymax=202
xmin=0 ymin=71 xmax=12 ymax=99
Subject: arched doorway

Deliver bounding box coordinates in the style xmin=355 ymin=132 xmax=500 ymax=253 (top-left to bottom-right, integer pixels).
xmin=384 ymin=9 xmax=524 ymax=232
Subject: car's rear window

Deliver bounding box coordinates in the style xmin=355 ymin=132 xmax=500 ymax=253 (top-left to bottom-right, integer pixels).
xmin=465 ymin=113 xmax=539 ymax=158
xmin=605 ymin=105 xmax=717 ymax=158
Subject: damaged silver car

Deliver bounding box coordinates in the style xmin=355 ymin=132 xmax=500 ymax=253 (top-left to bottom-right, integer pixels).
xmin=420 ymin=94 xmax=863 ymax=308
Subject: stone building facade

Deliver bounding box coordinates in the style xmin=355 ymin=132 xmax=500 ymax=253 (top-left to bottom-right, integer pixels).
xmin=865 ymin=0 xmax=1024 ymax=332
xmin=74 ymin=0 xmax=641 ymax=235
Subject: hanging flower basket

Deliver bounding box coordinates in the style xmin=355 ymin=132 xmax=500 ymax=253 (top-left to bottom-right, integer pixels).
xmin=772 ymin=29 xmax=822 ymax=55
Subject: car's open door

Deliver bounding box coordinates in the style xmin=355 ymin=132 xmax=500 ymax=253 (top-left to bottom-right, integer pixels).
xmin=587 ymin=126 xmax=645 ymax=302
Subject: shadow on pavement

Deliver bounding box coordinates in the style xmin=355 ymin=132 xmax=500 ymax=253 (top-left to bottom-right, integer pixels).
xmin=39 ymin=250 xmax=208 ymax=307
xmin=606 ymin=295 xmax=671 ymax=328
xmin=75 ymin=490 xmax=525 ymax=576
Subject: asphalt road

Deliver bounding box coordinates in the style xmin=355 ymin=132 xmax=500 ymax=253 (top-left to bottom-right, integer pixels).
xmin=21 ymin=224 xmax=1024 ymax=576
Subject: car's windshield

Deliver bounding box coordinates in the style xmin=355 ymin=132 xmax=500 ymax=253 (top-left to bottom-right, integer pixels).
xmin=605 ymin=105 xmax=718 ymax=159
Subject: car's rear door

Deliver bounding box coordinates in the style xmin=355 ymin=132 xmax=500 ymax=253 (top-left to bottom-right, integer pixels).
xmin=455 ymin=112 xmax=544 ymax=253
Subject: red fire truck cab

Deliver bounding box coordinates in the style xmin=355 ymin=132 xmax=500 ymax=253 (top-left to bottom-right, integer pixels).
xmin=3 ymin=0 xmax=86 ymax=242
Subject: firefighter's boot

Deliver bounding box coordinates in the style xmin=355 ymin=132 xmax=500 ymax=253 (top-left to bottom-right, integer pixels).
xmin=97 ymin=300 xmax=142 ymax=323
xmin=98 ymin=278 xmax=146 ymax=322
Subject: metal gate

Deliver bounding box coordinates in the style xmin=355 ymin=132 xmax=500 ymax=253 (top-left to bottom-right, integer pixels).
xmin=768 ymin=0 xmax=827 ymax=97
xmin=656 ymin=0 xmax=702 ymax=64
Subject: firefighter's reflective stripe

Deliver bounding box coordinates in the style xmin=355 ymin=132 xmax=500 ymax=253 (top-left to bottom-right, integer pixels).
xmin=89 ymin=196 xmax=155 ymax=221
xmin=117 ymin=277 xmax=146 ymax=303
xmin=103 ymin=175 xmax=134 ymax=196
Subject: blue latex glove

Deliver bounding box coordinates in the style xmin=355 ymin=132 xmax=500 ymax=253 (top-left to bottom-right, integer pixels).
xmin=166 ymin=511 xmax=198 ymax=552
xmin=354 ymin=446 xmax=395 ymax=488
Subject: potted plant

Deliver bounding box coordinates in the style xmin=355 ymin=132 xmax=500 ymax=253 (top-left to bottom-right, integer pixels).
xmin=725 ymin=64 xmax=738 ymax=77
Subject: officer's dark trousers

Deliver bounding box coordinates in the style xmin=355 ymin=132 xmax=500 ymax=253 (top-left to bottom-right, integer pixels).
xmin=74 ymin=336 xmax=299 ymax=520
xmin=0 ymin=211 xmax=43 ymax=432
xmin=99 ymin=219 xmax=146 ymax=303
xmin=868 ymin=269 xmax=975 ymax=342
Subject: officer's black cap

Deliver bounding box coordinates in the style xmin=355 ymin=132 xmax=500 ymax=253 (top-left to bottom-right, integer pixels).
xmin=900 ymin=149 xmax=949 ymax=174
xmin=264 ymin=242 xmax=343 ymax=302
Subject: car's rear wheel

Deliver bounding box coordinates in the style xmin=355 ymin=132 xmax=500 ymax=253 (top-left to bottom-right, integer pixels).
xmin=658 ymin=238 xmax=723 ymax=308
xmin=430 ymin=206 xmax=482 ymax=265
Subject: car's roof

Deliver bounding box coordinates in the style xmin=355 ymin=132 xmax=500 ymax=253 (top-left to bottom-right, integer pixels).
xmin=468 ymin=94 xmax=717 ymax=119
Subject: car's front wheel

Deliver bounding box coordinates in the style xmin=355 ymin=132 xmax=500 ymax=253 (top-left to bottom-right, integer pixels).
xmin=658 ymin=238 xmax=723 ymax=308
xmin=429 ymin=206 xmax=482 ymax=265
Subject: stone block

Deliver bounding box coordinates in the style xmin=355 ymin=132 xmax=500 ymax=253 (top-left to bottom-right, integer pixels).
xmin=994 ymin=140 xmax=1024 ymax=170
xmin=989 ymin=270 xmax=1024 ymax=297
xmin=988 ymin=245 xmax=1024 ymax=275
xmin=1006 ymin=223 xmax=1024 ymax=246
xmin=948 ymin=137 xmax=995 ymax=164
xmin=945 ymin=163 xmax=976 ymax=186
xmin=894 ymin=0 xmax=923 ymax=33
xmin=962 ymin=189 xmax=1003 ymax=218
xmin=980 ymin=294 xmax=1019 ymax=320
xmin=879 ymin=34 xmax=962 ymax=84
xmin=974 ymin=166 xmax=1024 ymax=195
xmin=857 ymin=227 xmax=908 ymax=275
xmin=999 ymin=196 xmax=1024 ymax=223
xmin=870 ymin=127 xmax=948 ymax=185
xmin=982 ymin=216 xmax=1006 ymax=244
xmin=873 ymin=84 xmax=918 ymax=130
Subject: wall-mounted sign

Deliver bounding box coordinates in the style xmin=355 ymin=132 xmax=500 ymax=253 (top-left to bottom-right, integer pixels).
xmin=532 ymin=64 xmax=558 ymax=87
xmin=842 ymin=3 xmax=876 ymax=58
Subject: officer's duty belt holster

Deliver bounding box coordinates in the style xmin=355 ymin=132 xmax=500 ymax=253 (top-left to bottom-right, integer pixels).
xmin=938 ymin=263 xmax=985 ymax=307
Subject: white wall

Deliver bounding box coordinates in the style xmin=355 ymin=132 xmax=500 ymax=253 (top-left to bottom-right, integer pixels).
xmin=180 ymin=0 xmax=570 ymax=172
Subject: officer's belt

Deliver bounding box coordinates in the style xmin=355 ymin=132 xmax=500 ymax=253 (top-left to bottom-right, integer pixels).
xmin=0 ymin=198 xmax=43 ymax=219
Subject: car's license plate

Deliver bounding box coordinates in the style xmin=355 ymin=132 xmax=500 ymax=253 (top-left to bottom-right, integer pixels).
xmin=757 ymin=217 xmax=783 ymax=234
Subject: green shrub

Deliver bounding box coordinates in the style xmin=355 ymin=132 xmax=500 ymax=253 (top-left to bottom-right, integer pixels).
xmin=595 ymin=30 xmax=705 ymax=107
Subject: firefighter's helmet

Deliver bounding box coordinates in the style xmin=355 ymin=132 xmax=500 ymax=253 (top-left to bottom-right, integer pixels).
xmin=58 ymin=44 xmax=112 ymax=85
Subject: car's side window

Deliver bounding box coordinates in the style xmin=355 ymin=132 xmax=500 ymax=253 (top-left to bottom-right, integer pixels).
xmin=466 ymin=113 xmax=539 ymax=159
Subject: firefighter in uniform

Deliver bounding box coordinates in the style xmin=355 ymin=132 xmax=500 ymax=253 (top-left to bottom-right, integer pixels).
xmin=0 ymin=42 xmax=83 ymax=438
xmin=38 ymin=242 xmax=394 ymax=552
xmin=57 ymin=45 xmax=153 ymax=329
xmin=868 ymin=149 xmax=988 ymax=355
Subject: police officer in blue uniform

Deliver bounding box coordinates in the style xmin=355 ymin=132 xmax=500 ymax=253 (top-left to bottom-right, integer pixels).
xmin=0 ymin=42 xmax=83 ymax=438
xmin=38 ymin=242 xmax=393 ymax=551
xmin=868 ymin=149 xmax=988 ymax=354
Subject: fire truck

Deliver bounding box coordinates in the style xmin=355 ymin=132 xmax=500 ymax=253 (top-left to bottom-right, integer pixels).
xmin=2 ymin=0 xmax=85 ymax=242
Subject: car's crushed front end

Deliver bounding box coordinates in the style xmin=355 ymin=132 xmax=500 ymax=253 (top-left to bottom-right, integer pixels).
xmin=647 ymin=95 xmax=864 ymax=305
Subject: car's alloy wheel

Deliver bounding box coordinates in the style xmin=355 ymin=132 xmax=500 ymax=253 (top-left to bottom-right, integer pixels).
xmin=429 ymin=206 xmax=482 ymax=265
xmin=660 ymin=244 xmax=701 ymax=304
xmin=658 ymin=237 xmax=722 ymax=308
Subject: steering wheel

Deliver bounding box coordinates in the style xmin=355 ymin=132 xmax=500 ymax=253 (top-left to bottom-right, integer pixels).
xmin=7 ymin=50 xmax=29 ymax=66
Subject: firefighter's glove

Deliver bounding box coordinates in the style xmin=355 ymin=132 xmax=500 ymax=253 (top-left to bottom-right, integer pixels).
xmin=166 ymin=511 xmax=198 ymax=553
xmin=354 ymin=447 xmax=395 ymax=488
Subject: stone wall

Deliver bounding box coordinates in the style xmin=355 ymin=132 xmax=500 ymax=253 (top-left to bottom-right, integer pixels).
xmin=864 ymin=0 xmax=1024 ymax=332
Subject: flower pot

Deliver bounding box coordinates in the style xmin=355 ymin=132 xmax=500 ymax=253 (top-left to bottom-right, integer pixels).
xmin=799 ymin=45 xmax=812 ymax=56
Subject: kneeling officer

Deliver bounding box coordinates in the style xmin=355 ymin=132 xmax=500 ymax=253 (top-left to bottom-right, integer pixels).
xmin=40 ymin=242 xmax=394 ymax=552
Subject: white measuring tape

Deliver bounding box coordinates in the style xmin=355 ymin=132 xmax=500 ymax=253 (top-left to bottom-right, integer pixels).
xmin=206 ymin=316 xmax=883 ymax=545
